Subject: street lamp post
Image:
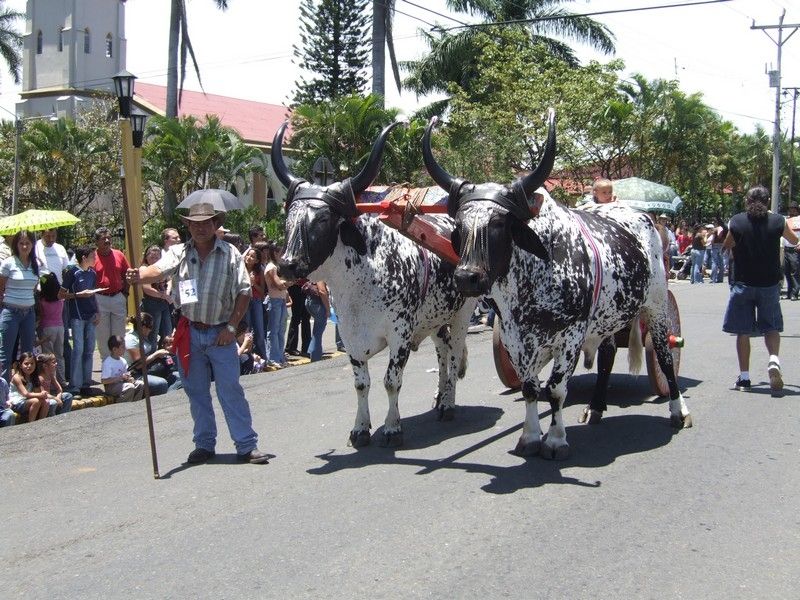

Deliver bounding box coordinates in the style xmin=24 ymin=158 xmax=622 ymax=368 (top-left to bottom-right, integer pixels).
xmin=112 ymin=69 xmax=160 ymax=479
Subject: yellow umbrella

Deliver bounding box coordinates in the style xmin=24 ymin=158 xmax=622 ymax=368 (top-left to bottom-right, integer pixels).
xmin=0 ymin=209 xmax=80 ymax=235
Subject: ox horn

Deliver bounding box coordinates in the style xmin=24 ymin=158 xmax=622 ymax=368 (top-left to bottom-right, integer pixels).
xmin=422 ymin=116 xmax=454 ymax=191
xmin=271 ymin=121 xmax=303 ymax=189
xmin=349 ymin=121 xmax=405 ymax=194
xmin=518 ymin=108 xmax=557 ymax=199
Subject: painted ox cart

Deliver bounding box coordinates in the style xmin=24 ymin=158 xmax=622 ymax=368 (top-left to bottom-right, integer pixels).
xmin=355 ymin=184 xmax=683 ymax=397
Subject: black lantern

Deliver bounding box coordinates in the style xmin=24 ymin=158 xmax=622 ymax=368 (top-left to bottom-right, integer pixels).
xmin=112 ymin=69 xmax=137 ymax=118
xmin=130 ymin=112 xmax=148 ymax=148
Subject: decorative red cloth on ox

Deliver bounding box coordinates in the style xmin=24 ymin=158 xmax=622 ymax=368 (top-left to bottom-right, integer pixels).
xmin=172 ymin=316 xmax=191 ymax=376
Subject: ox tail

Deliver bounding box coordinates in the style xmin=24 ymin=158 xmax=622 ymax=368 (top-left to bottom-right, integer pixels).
xmin=458 ymin=345 xmax=468 ymax=379
xmin=627 ymin=317 xmax=644 ymax=375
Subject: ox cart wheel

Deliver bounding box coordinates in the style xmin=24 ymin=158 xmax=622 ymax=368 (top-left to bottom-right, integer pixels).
xmin=493 ymin=319 xmax=521 ymax=390
xmin=644 ymin=289 xmax=682 ymax=397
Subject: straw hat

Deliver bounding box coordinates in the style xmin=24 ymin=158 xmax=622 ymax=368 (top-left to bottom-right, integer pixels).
xmin=179 ymin=202 xmax=224 ymax=223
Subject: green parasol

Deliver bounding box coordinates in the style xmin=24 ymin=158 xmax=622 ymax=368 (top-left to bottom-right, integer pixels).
xmin=612 ymin=177 xmax=682 ymax=215
xmin=0 ymin=209 xmax=80 ymax=235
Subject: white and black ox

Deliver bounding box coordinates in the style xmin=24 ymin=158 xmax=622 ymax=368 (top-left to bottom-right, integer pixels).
xmin=422 ymin=110 xmax=692 ymax=460
xmin=273 ymin=121 xmax=476 ymax=447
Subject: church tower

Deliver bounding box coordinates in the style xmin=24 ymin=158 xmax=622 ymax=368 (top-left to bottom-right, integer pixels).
xmin=17 ymin=0 xmax=127 ymax=118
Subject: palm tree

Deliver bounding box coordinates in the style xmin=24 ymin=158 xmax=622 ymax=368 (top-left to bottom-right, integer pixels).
xmin=371 ymin=0 xmax=402 ymax=102
xmin=0 ymin=2 xmax=23 ymax=86
xmin=403 ymin=0 xmax=615 ymax=110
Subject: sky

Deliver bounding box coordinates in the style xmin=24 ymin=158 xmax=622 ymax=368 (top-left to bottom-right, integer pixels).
xmin=0 ymin=0 xmax=798 ymax=135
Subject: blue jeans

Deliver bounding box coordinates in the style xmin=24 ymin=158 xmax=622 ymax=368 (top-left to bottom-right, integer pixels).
xmin=177 ymin=324 xmax=258 ymax=455
xmin=710 ymin=244 xmax=724 ymax=283
xmin=47 ymin=391 xmax=74 ymax=416
xmin=0 ymin=305 xmax=35 ymax=381
xmin=691 ymin=249 xmax=705 ymax=283
xmin=266 ymin=298 xmax=288 ymax=364
xmin=141 ymin=296 xmax=173 ymax=346
xmin=0 ymin=407 xmax=16 ymax=426
xmin=69 ymin=318 xmax=96 ymax=390
xmin=247 ymin=297 xmax=268 ymax=360
xmin=305 ymin=296 xmax=327 ymax=362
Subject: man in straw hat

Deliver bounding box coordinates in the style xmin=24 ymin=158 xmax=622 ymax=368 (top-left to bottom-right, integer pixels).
xmin=127 ymin=202 xmax=269 ymax=464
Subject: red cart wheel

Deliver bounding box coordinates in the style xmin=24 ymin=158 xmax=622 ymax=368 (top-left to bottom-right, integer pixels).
xmin=645 ymin=289 xmax=682 ymax=397
xmin=492 ymin=318 xmax=521 ymax=390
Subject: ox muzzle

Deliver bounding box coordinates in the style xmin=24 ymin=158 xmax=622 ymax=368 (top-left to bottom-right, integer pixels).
xmin=454 ymin=266 xmax=491 ymax=297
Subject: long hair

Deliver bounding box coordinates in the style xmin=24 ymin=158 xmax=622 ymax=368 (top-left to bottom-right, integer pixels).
xmin=12 ymin=351 xmax=38 ymax=385
xmin=141 ymin=245 xmax=162 ymax=266
xmin=746 ymin=186 xmax=769 ymax=220
xmin=11 ymin=230 xmax=39 ymax=276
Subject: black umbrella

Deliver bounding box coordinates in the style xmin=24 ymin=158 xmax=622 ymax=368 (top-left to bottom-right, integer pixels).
xmin=176 ymin=189 xmax=245 ymax=212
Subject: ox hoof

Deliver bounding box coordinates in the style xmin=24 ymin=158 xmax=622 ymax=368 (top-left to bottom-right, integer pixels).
xmin=512 ymin=438 xmax=541 ymax=457
xmin=670 ymin=413 xmax=693 ymax=429
xmin=437 ymin=406 xmax=455 ymax=422
xmin=379 ymin=430 xmax=404 ymax=448
xmin=349 ymin=430 xmax=371 ymax=448
xmin=579 ymin=407 xmax=602 ymax=425
xmin=540 ymin=442 xmax=570 ymax=461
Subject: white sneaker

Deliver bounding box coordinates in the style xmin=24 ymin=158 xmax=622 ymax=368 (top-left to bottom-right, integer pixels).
xmin=768 ymin=362 xmax=783 ymax=392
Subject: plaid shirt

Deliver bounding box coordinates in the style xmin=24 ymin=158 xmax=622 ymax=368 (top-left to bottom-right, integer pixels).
xmin=155 ymin=239 xmax=250 ymax=325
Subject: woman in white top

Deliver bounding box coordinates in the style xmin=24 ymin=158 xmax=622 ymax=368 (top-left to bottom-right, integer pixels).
xmin=262 ymin=242 xmax=290 ymax=367
xmin=0 ymin=230 xmax=40 ymax=381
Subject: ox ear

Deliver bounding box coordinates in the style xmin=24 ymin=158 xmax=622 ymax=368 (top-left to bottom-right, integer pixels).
xmin=339 ymin=219 xmax=367 ymax=255
xmin=510 ymin=218 xmax=548 ymax=261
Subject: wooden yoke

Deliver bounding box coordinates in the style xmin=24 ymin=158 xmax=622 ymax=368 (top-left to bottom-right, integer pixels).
xmin=355 ymin=185 xmax=459 ymax=266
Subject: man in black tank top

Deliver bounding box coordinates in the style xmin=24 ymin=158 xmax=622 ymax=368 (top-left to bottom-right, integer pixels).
xmin=722 ymin=186 xmax=799 ymax=394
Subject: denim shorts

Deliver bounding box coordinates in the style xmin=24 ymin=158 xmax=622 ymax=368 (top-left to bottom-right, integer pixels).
xmin=723 ymin=282 xmax=783 ymax=335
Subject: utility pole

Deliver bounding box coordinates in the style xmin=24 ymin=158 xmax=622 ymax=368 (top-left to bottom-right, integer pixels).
xmin=786 ymin=87 xmax=800 ymax=208
xmin=752 ymin=11 xmax=800 ymax=212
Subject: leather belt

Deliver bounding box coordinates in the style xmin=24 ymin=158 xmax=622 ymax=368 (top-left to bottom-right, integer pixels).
xmin=98 ymin=290 xmax=120 ymax=296
xmin=190 ymin=321 xmax=224 ymax=331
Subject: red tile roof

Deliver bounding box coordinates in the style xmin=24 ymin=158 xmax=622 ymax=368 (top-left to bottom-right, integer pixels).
xmin=133 ymin=83 xmax=290 ymax=147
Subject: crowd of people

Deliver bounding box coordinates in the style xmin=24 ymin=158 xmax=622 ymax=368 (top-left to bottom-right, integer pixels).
xmin=0 ymin=216 xmax=336 ymax=428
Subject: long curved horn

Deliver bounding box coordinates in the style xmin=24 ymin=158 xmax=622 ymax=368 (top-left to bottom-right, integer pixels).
xmin=518 ymin=108 xmax=556 ymax=199
xmin=271 ymin=121 xmax=302 ymax=189
xmin=422 ymin=116 xmax=454 ymax=191
xmin=349 ymin=121 xmax=405 ymax=194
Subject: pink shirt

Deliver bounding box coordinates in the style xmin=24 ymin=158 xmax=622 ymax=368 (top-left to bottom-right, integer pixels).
xmin=39 ymin=298 xmax=64 ymax=328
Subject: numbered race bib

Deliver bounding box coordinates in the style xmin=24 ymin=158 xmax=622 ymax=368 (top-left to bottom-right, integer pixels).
xmin=178 ymin=278 xmax=199 ymax=304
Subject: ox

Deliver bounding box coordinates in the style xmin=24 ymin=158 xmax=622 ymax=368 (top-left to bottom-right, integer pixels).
xmin=272 ymin=121 xmax=477 ymax=447
xmin=422 ymin=110 xmax=692 ymax=460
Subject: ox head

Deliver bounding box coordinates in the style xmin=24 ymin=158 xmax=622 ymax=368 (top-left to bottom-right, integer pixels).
xmin=272 ymin=120 xmax=403 ymax=279
xmin=422 ymin=110 xmax=556 ymax=296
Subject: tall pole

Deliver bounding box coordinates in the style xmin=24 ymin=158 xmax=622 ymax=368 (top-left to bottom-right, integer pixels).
xmin=788 ymin=88 xmax=799 ymax=207
xmin=752 ymin=11 xmax=800 ymax=212
xmin=11 ymin=120 xmax=21 ymax=215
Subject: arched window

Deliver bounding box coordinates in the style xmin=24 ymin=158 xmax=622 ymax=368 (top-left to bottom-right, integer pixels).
xmin=36 ymin=30 xmax=43 ymax=54
xmin=58 ymin=27 xmax=64 ymax=52
xmin=105 ymin=33 xmax=112 ymax=58
xmin=83 ymin=28 xmax=90 ymax=54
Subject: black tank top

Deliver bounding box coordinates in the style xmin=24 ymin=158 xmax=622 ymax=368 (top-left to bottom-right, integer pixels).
xmin=729 ymin=212 xmax=785 ymax=286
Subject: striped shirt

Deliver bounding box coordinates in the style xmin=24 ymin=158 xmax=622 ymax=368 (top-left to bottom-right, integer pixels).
xmin=0 ymin=256 xmax=38 ymax=307
xmin=154 ymin=239 xmax=250 ymax=325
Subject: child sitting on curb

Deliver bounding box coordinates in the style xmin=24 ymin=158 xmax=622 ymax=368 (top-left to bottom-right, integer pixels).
xmin=37 ymin=352 xmax=73 ymax=416
xmin=101 ymin=335 xmax=144 ymax=402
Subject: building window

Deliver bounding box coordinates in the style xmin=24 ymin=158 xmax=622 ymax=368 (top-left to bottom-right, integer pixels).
xmin=83 ymin=28 xmax=90 ymax=54
xmin=105 ymin=34 xmax=112 ymax=58
xmin=58 ymin=28 xmax=64 ymax=52
xmin=36 ymin=30 xmax=42 ymax=54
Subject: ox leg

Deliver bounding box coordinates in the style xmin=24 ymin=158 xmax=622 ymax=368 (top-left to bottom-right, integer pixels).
xmin=380 ymin=344 xmax=411 ymax=447
xmin=432 ymin=325 xmax=459 ymax=422
xmin=581 ymin=337 xmax=616 ymax=425
xmin=647 ymin=318 xmax=692 ymax=429
xmin=540 ymin=347 xmax=581 ymax=460
xmin=348 ymin=358 xmax=372 ymax=447
xmin=514 ymin=379 xmax=543 ymax=457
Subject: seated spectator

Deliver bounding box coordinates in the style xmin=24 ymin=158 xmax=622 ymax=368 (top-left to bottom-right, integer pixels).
xmin=37 ymin=272 xmax=67 ymax=386
xmin=101 ymin=335 xmax=144 ymax=402
xmin=125 ymin=312 xmax=181 ymax=395
xmin=235 ymin=320 xmax=265 ymax=375
xmin=0 ymin=365 xmax=16 ymax=426
xmin=37 ymin=352 xmax=73 ymax=416
xmin=8 ymin=352 xmax=49 ymax=422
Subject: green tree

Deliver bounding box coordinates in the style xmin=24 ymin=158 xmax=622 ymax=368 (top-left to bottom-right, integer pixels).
xmin=0 ymin=1 xmax=22 ymax=86
xmin=403 ymin=0 xmax=615 ymax=113
xmin=292 ymin=0 xmax=371 ymax=105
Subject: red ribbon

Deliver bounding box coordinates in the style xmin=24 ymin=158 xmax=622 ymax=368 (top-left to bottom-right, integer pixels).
xmin=171 ymin=316 xmax=191 ymax=376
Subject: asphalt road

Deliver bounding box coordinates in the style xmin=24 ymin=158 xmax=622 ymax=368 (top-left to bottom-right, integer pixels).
xmin=2 ymin=281 xmax=798 ymax=599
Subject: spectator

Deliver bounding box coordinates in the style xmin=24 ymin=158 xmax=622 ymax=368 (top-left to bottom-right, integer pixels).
xmin=0 ymin=364 xmax=16 ymax=426
xmin=0 ymin=230 xmax=40 ymax=381
xmin=690 ymin=227 xmax=706 ymax=284
xmin=592 ymin=179 xmax=615 ymax=204
xmin=124 ymin=312 xmax=180 ymax=395
xmin=8 ymin=352 xmax=48 ymax=422
xmin=235 ymin=320 xmax=265 ymax=375
xmin=286 ymin=280 xmax=311 ymax=358
xmin=37 ymin=353 xmax=72 ymax=416
xmin=101 ymin=335 xmax=144 ymax=402
xmin=782 ymin=202 xmax=800 ymax=300
xmin=263 ymin=241 xmax=290 ymax=368
xmin=216 ymin=225 xmax=230 ymax=240
xmin=59 ymin=245 xmax=102 ymax=396
xmin=243 ymin=246 xmax=268 ymax=361
xmin=710 ymin=218 xmax=727 ymax=283
xmin=37 ymin=272 xmax=67 ymax=385
xmin=93 ymin=227 xmax=130 ymax=360
xmin=304 ymin=279 xmax=330 ymax=362
xmin=247 ymin=225 xmax=266 ymax=251
xmin=140 ymin=245 xmax=174 ymax=347
xmin=723 ymin=185 xmax=799 ymax=393
xmin=161 ymin=228 xmax=181 ymax=255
